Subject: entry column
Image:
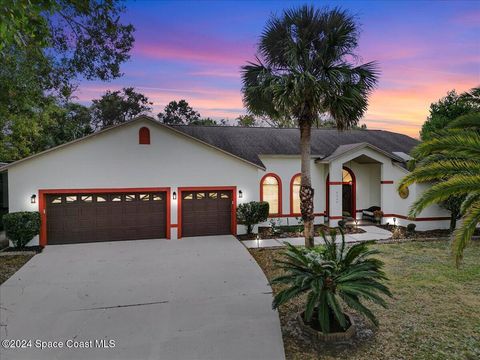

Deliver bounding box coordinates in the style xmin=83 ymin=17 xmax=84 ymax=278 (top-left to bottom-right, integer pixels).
xmin=328 ymin=161 xmax=343 ymax=227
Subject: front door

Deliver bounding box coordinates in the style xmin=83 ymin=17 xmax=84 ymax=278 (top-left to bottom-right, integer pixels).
xmin=342 ymin=184 xmax=353 ymax=217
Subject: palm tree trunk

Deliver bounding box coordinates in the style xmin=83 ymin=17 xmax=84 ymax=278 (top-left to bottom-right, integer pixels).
xmin=300 ymin=121 xmax=315 ymax=248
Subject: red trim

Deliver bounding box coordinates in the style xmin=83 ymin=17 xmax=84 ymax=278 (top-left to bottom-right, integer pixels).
xmin=39 ymin=187 xmax=171 ymax=246
xmin=273 ymin=212 xmax=325 ymax=218
xmin=289 ymin=173 xmax=302 ymax=215
xmin=171 ymin=224 xmax=178 ymax=228
xmin=260 ymin=173 xmax=282 ymax=216
xmin=177 ymin=186 xmax=237 ymax=238
xmin=326 ymin=167 xmax=356 ymax=218
xmin=383 ymin=214 xmax=451 ymax=221
xmin=139 ymin=127 xmax=150 ymax=144
xmin=329 ymin=216 xmax=344 ymax=220
xmin=381 ymin=180 xmax=394 ymax=184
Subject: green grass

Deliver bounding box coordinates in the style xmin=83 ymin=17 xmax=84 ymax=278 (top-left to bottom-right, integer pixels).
xmin=250 ymin=240 xmax=480 ymax=360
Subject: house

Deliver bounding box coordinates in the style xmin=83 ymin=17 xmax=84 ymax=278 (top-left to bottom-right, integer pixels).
xmin=0 ymin=116 xmax=451 ymax=246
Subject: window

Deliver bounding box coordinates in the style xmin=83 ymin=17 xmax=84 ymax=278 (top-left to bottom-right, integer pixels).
xmin=153 ymin=194 xmax=163 ymax=201
xmin=208 ymin=192 xmax=218 ymax=199
xmin=139 ymin=194 xmax=150 ymax=201
xmin=125 ymin=194 xmax=136 ymax=202
xmin=196 ymin=192 xmax=205 ymax=200
xmin=291 ymin=174 xmax=301 ymax=214
xmin=183 ymin=193 xmax=193 ymax=200
xmin=112 ymin=195 xmax=122 ymax=202
xmin=220 ymin=193 xmax=229 ymax=199
xmin=51 ymin=196 xmax=62 ymax=204
xmin=96 ymin=196 xmax=107 ymax=202
xmin=81 ymin=196 xmax=93 ymax=203
xmin=66 ymin=196 xmax=77 ymax=203
xmin=342 ymin=169 xmax=352 ymax=183
xmin=139 ymin=127 xmax=150 ymax=145
xmin=261 ymin=174 xmax=281 ymax=215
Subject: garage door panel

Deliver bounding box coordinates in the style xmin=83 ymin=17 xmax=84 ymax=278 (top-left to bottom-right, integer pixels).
xmin=181 ymin=190 xmax=232 ymax=237
xmin=46 ymin=191 xmax=167 ymax=244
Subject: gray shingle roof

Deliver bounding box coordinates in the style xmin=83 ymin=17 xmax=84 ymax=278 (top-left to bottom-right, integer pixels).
xmin=171 ymin=125 xmax=419 ymax=169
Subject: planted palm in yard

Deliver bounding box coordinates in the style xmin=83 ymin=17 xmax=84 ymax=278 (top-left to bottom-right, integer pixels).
xmin=241 ymin=6 xmax=378 ymax=248
xmin=272 ymin=231 xmax=391 ymax=337
xmin=399 ymin=108 xmax=480 ymax=266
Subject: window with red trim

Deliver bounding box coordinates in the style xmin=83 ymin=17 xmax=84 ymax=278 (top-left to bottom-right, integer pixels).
xmin=291 ymin=174 xmax=301 ymax=214
xmin=261 ymin=174 xmax=281 ymax=214
xmin=139 ymin=127 xmax=150 ymax=144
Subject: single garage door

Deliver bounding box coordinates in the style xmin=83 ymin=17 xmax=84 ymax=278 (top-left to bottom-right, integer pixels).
xmin=46 ymin=192 xmax=167 ymax=244
xmin=181 ymin=190 xmax=232 ymax=237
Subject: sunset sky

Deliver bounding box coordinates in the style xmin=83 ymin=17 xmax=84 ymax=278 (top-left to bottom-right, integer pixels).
xmin=76 ymin=0 xmax=480 ymax=138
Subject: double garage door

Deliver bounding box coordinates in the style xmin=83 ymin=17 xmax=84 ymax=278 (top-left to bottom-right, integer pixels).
xmin=46 ymin=192 xmax=167 ymax=245
xmin=45 ymin=189 xmax=233 ymax=244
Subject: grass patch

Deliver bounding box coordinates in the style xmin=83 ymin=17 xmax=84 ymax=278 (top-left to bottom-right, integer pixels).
xmin=250 ymin=240 xmax=480 ymax=360
xmin=0 ymin=255 xmax=34 ymax=285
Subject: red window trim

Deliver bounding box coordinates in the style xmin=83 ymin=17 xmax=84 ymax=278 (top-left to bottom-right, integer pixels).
xmin=289 ymin=173 xmax=302 ymax=215
xmin=325 ymin=166 xmax=356 ymax=218
xmin=260 ymin=173 xmax=282 ymax=216
xmin=38 ymin=187 xmax=171 ymax=246
xmin=177 ymin=186 xmax=237 ymax=239
xmin=139 ymin=127 xmax=150 ymax=144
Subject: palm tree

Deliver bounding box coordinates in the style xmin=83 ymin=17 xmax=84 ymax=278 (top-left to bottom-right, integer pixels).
xmin=398 ymin=111 xmax=480 ymax=266
xmin=241 ymin=6 xmax=378 ymax=247
xmin=272 ymin=231 xmax=391 ymax=333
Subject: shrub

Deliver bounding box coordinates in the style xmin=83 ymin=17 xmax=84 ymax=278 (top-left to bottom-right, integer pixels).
xmin=2 ymin=212 xmax=41 ymax=248
xmin=237 ymin=201 xmax=269 ymax=234
xmin=272 ymin=230 xmax=392 ymax=334
xmin=0 ymin=208 xmax=8 ymax=231
xmin=407 ymin=223 xmax=416 ymax=234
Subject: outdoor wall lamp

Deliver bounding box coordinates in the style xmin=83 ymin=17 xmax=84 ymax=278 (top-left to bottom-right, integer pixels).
xmin=238 ymin=190 xmax=243 ymax=199
xmin=173 ymin=191 xmax=177 ymax=200
xmin=31 ymin=194 xmax=37 ymax=204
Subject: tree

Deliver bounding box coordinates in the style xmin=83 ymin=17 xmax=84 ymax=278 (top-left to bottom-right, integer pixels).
xmin=416 ymin=87 xmax=480 ymax=231
xmin=91 ymin=87 xmax=152 ymax=130
xmin=398 ymin=110 xmax=480 ymax=266
xmin=0 ymin=0 xmax=134 ymax=96
xmin=158 ymin=100 xmax=201 ymax=125
xmin=241 ymin=6 xmax=378 ymax=247
xmin=420 ymin=89 xmax=479 ymax=141
xmin=191 ymin=117 xmax=227 ymax=126
xmin=236 ymin=115 xmax=258 ymax=127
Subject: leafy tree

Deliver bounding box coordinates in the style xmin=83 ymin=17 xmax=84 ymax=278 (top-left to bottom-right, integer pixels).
xmin=158 ymin=100 xmax=201 ymax=125
xmin=416 ymin=86 xmax=479 ymax=231
xmin=191 ymin=117 xmax=227 ymax=126
xmin=91 ymin=87 xmax=152 ymax=130
xmin=272 ymin=231 xmax=391 ymax=333
xmin=242 ymin=6 xmax=378 ymax=247
xmin=1 ymin=0 xmax=135 ymax=95
xmin=420 ymin=89 xmax=479 ymax=141
xmin=236 ymin=115 xmax=258 ymax=127
xmin=398 ymin=111 xmax=480 ymax=266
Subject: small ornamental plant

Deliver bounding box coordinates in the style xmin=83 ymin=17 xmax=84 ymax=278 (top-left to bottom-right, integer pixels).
xmin=272 ymin=230 xmax=392 ymax=334
xmin=3 ymin=212 xmax=41 ymax=248
xmin=237 ymin=201 xmax=269 ymax=234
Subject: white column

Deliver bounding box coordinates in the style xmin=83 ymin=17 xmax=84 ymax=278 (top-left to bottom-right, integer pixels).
xmin=328 ymin=161 xmax=343 ymax=227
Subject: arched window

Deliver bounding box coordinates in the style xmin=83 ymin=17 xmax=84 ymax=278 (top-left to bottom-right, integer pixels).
xmin=139 ymin=127 xmax=150 ymax=144
xmin=342 ymin=169 xmax=352 ymax=183
xmin=290 ymin=174 xmax=301 ymax=215
xmin=260 ymin=174 xmax=282 ymax=215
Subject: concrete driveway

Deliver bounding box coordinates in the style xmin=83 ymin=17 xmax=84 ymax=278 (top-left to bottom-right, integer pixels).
xmin=0 ymin=236 xmax=285 ymax=360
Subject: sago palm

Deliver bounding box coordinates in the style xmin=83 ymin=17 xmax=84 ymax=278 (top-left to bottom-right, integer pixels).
xmin=272 ymin=231 xmax=391 ymax=333
xmin=241 ymin=6 xmax=378 ymax=248
xmin=398 ymin=112 xmax=480 ymax=266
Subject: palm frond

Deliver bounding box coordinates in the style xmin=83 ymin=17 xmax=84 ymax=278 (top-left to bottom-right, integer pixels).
xmin=453 ymin=201 xmax=480 ymax=267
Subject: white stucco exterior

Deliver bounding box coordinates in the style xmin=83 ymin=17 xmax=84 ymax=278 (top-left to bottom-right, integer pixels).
xmin=4 ymin=117 xmax=451 ymax=245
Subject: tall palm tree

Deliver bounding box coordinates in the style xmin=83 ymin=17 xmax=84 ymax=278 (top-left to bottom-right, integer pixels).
xmin=241 ymin=6 xmax=379 ymax=247
xmin=398 ymin=111 xmax=480 ymax=266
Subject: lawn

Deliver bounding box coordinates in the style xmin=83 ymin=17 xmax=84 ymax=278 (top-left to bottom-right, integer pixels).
xmin=0 ymin=255 xmax=34 ymax=285
xmin=250 ymin=240 xmax=480 ymax=360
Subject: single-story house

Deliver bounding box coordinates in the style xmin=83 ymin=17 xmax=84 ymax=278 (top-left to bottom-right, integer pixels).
xmin=0 ymin=115 xmax=450 ymax=246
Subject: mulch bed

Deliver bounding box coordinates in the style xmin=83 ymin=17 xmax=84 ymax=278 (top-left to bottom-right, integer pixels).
xmin=238 ymin=224 xmax=365 ymax=241
xmin=1 ymin=246 xmax=43 ymax=255
xmin=0 ymin=255 xmax=34 ymax=285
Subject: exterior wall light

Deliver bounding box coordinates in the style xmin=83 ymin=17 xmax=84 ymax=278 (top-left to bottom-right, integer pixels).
xmin=173 ymin=191 xmax=177 ymax=200
xmin=238 ymin=190 xmax=243 ymax=199
xmin=31 ymin=194 xmax=37 ymax=204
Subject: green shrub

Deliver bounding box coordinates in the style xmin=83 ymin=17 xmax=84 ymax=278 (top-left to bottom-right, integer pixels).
xmin=3 ymin=212 xmax=41 ymax=248
xmin=0 ymin=208 xmax=8 ymax=231
xmin=273 ymin=230 xmax=392 ymax=333
xmin=237 ymin=201 xmax=269 ymax=234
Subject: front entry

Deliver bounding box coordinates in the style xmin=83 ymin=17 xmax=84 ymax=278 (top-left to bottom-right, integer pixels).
xmin=342 ymin=184 xmax=353 ymax=217
xmin=326 ymin=167 xmax=356 ymax=218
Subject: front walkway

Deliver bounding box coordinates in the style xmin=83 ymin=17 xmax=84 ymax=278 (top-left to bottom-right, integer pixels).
xmin=0 ymin=236 xmax=285 ymax=360
xmin=242 ymin=226 xmax=392 ymax=248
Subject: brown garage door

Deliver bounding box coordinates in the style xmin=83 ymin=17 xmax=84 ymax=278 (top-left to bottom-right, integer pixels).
xmin=181 ymin=190 xmax=232 ymax=237
xmin=46 ymin=192 xmax=167 ymax=244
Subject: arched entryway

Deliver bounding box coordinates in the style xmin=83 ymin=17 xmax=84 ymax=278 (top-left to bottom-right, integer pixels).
xmin=326 ymin=167 xmax=356 ymax=218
